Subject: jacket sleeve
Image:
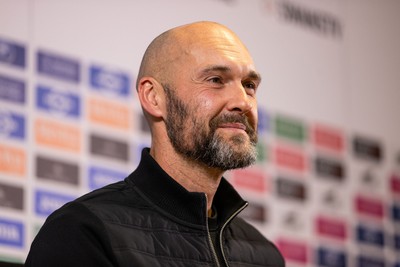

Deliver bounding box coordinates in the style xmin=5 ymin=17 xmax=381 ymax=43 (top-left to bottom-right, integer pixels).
xmin=25 ymin=202 xmax=119 ymax=267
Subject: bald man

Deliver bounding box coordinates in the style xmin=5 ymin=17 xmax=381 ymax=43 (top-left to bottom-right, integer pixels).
xmin=26 ymin=22 xmax=285 ymax=267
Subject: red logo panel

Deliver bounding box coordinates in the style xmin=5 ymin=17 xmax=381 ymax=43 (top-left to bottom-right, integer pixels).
xmin=316 ymin=216 xmax=347 ymax=240
xmin=276 ymin=238 xmax=308 ymax=263
xmin=355 ymin=195 xmax=384 ymax=219
xmin=231 ymin=168 xmax=268 ymax=193
xmin=274 ymin=145 xmax=307 ymax=172
xmin=313 ymin=124 xmax=344 ymax=153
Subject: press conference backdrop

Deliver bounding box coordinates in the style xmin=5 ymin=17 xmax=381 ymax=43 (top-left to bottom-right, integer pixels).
xmin=0 ymin=0 xmax=399 ymax=266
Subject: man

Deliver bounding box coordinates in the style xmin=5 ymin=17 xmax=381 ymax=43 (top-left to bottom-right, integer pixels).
xmin=25 ymin=21 xmax=285 ymax=267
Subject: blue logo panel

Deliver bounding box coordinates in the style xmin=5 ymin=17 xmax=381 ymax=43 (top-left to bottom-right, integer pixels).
xmin=0 ymin=218 xmax=24 ymax=248
xmin=357 ymin=225 xmax=384 ymax=247
xmin=358 ymin=256 xmax=385 ymax=267
xmin=317 ymin=247 xmax=346 ymax=267
xmin=257 ymin=107 xmax=269 ymax=134
xmin=0 ymin=110 xmax=25 ymax=140
xmin=395 ymin=234 xmax=400 ymax=250
xmin=392 ymin=204 xmax=400 ymax=222
xmin=36 ymin=86 xmax=80 ymax=118
xmin=89 ymin=65 xmax=130 ymax=97
xmin=35 ymin=190 xmax=75 ymax=217
xmin=0 ymin=38 xmax=26 ymax=68
xmin=0 ymin=74 xmax=26 ymax=104
xmin=88 ymin=166 xmax=126 ymax=190
xmin=37 ymin=51 xmax=80 ymax=83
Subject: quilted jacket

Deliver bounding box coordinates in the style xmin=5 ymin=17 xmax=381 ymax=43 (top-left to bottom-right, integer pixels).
xmin=25 ymin=149 xmax=285 ymax=267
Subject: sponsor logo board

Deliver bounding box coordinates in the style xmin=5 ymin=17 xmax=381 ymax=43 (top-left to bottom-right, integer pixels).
xmin=0 ymin=182 xmax=23 ymax=210
xmin=231 ymin=168 xmax=268 ymax=193
xmin=88 ymin=97 xmax=130 ymax=129
xmin=0 ymin=218 xmax=24 ymax=248
xmin=355 ymin=195 xmax=384 ymax=219
xmin=315 ymin=156 xmax=345 ymax=182
xmin=356 ymin=224 xmax=384 ymax=247
xmin=390 ymin=174 xmax=400 ymax=195
xmin=256 ymin=142 xmax=268 ymax=162
xmin=317 ymin=247 xmax=347 ymax=267
xmin=0 ymin=110 xmax=25 ymax=140
xmin=277 ymin=177 xmax=306 ymax=201
xmin=35 ymin=118 xmax=81 ymax=152
xmin=257 ymin=107 xmax=269 ymax=134
xmin=0 ymin=144 xmax=26 ymax=176
xmin=37 ymin=51 xmax=80 ymax=83
xmin=275 ymin=114 xmax=306 ymax=143
xmin=353 ymin=136 xmax=383 ymax=162
xmin=316 ymin=216 xmax=347 ymax=240
xmin=36 ymin=156 xmax=79 ymax=185
xmin=275 ymin=145 xmax=307 ymax=172
xmin=313 ymin=124 xmax=344 ymax=153
xmin=89 ymin=65 xmax=130 ymax=97
xmin=89 ymin=134 xmax=129 ymax=162
xmin=0 ymin=75 xmax=25 ymax=104
xmin=36 ymin=86 xmax=80 ymax=118
xmin=0 ymin=38 xmax=26 ymax=68
xmin=392 ymin=204 xmax=400 ymax=222
xmin=357 ymin=255 xmax=385 ymax=267
xmin=395 ymin=235 xmax=400 ymax=250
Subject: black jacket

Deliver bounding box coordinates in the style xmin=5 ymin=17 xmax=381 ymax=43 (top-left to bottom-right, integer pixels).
xmin=26 ymin=149 xmax=285 ymax=267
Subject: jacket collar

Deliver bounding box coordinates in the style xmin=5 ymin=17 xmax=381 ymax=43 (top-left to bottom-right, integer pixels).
xmin=126 ymin=148 xmax=247 ymax=228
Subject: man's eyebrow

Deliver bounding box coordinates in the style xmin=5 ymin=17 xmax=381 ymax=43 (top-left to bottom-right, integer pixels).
xmin=200 ymin=65 xmax=231 ymax=75
xmin=200 ymin=65 xmax=262 ymax=82
xmin=248 ymin=70 xmax=262 ymax=83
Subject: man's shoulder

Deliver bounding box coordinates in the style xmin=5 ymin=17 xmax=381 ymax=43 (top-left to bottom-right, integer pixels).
xmin=229 ymin=216 xmax=269 ymax=242
xmin=228 ymin=217 xmax=286 ymax=266
xmin=46 ymin=178 xmax=148 ymax=222
xmin=76 ymin=179 xmax=132 ymax=204
xmin=74 ymin=178 xmax=151 ymax=214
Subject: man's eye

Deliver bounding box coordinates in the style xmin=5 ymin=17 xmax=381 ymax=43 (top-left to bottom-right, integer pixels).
xmin=208 ymin=77 xmax=222 ymax=84
xmin=244 ymin=82 xmax=256 ymax=90
xmin=243 ymin=82 xmax=257 ymax=96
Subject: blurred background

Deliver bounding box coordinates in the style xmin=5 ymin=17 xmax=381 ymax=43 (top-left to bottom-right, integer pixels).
xmin=0 ymin=0 xmax=399 ymax=266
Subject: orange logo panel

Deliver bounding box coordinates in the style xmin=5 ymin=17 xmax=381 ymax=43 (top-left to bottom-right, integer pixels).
xmin=0 ymin=144 xmax=26 ymax=176
xmin=89 ymin=97 xmax=130 ymax=129
xmin=35 ymin=118 xmax=80 ymax=152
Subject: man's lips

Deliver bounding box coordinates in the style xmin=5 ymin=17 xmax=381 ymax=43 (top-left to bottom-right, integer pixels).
xmin=218 ymin=122 xmax=247 ymax=132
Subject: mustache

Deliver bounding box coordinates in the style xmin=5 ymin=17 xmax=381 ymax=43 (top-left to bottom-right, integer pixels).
xmin=209 ymin=113 xmax=256 ymax=135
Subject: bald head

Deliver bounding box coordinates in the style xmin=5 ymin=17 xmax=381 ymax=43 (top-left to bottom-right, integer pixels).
xmin=136 ymin=21 xmax=251 ymax=89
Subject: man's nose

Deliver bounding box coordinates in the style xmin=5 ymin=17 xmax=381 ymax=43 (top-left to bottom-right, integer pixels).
xmin=226 ymin=83 xmax=254 ymax=114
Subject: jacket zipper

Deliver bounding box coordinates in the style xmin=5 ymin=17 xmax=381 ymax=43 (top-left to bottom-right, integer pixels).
xmin=206 ymin=216 xmax=220 ymax=267
xmin=219 ymin=202 xmax=248 ymax=267
xmin=205 ymin=194 xmax=220 ymax=267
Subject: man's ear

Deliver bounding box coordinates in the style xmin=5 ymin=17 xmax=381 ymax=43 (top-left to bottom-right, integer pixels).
xmin=137 ymin=77 xmax=165 ymax=119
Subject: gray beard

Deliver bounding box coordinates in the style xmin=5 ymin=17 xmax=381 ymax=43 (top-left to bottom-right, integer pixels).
xmin=163 ymin=84 xmax=258 ymax=171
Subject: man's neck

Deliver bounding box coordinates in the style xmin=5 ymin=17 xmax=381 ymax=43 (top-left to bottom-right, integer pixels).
xmin=150 ymin=143 xmax=224 ymax=213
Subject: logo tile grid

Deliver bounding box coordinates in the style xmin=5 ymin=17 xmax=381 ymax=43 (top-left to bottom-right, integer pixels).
xmin=237 ymin=112 xmax=400 ymax=266
xmin=0 ymin=39 xmax=135 ymax=254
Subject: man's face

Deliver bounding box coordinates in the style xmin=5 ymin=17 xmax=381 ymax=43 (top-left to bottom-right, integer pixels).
xmin=160 ymin=26 xmax=261 ymax=171
xmin=163 ymin=83 xmax=258 ymax=171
